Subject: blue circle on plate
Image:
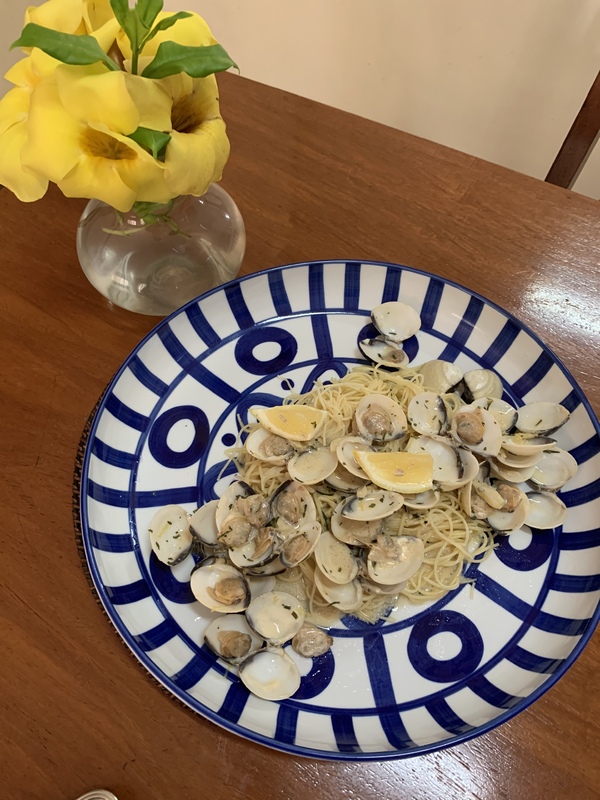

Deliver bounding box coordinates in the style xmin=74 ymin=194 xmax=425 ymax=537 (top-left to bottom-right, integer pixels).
xmin=407 ymin=611 xmax=484 ymax=682
xmin=149 ymin=554 xmax=196 ymax=604
xmin=494 ymin=529 xmax=554 ymax=571
xmin=221 ymin=433 xmax=236 ymax=447
xmin=235 ymin=327 xmax=298 ymax=375
xmin=291 ymin=650 xmax=336 ymax=699
xmin=148 ymin=406 xmax=209 ymax=468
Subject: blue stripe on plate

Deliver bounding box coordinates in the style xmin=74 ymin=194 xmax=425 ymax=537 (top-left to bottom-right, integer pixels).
xmin=309 ymin=262 xmax=326 ymax=311
xmin=535 ymin=610 xmax=592 ymax=636
xmin=331 ymin=714 xmax=361 ymax=753
xmin=363 ymin=634 xmax=416 ymax=749
xmin=558 ymin=528 xmax=600 ymax=550
xmin=472 ymin=573 xmax=534 ymax=622
xmin=548 ymin=573 xmax=600 ymax=593
xmin=219 ymin=681 xmax=249 ymax=724
xmin=91 ymin=438 xmax=137 ymax=470
xmin=105 ymin=579 xmax=151 ymax=605
xmin=560 ymin=389 xmax=582 ymax=414
xmin=225 ymin=283 xmax=254 ymax=330
xmin=560 ymin=479 xmax=600 ymax=506
xmin=468 ymin=675 xmax=521 ymax=709
xmin=481 ymin=319 xmax=520 ymax=366
xmin=506 ymin=646 xmax=563 ymax=674
xmin=89 ymin=529 xmax=133 ymax=553
xmin=438 ymin=296 xmax=485 ymax=362
xmin=158 ymin=327 xmax=240 ymax=404
xmin=275 ymin=704 xmax=299 ymax=745
xmin=268 ymin=270 xmax=293 ymax=316
xmin=420 ymin=278 xmax=444 ymax=331
xmin=424 ymin=698 xmax=474 ymax=736
xmin=171 ymin=651 xmax=217 ymax=691
xmin=128 ymin=356 xmax=170 ymax=397
xmin=133 ymin=486 xmax=200 ymax=508
xmin=184 ymin=304 xmax=221 ymax=348
xmin=343 ymin=262 xmax=362 ymax=310
xmin=311 ymin=315 xmax=334 ymax=359
xmin=511 ymin=351 xmax=554 ymax=397
xmin=104 ymin=394 xmax=149 ymax=432
xmin=133 ymin=618 xmax=180 ymax=652
xmin=570 ymin=435 xmax=600 ymax=465
xmin=87 ymin=480 xmax=129 ymax=507
xmin=382 ymin=266 xmax=401 ymax=301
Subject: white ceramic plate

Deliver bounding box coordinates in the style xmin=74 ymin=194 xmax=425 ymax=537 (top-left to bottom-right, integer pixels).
xmin=80 ymin=260 xmax=600 ymax=759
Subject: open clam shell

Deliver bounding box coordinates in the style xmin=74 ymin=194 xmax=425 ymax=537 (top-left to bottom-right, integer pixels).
xmin=238 ymin=647 xmax=301 ymax=701
xmin=516 ymin=401 xmax=570 ymax=436
xmin=407 ymin=392 xmax=448 ymax=436
xmin=371 ymin=301 xmax=421 ymax=343
xmin=313 ymin=566 xmax=364 ymax=612
xmin=244 ymin=426 xmax=295 ymax=465
xmin=204 ymin=614 xmax=264 ymax=664
xmin=191 ymin=563 xmax=251 ymax=613
xmin=148 ymin=505 xmax=193 ymax=566
xmin=245 ymin=591 xmax=306 ymax=645
xmin=461 ymin=368 xmax=503 ymax=402
xmin=279 ymin=521 xmax=321 ymax=568
xmin=367 ymin=534 xmax=425 ymax=585
xmin=287 ymin=446 xmax=338 ymax=485
xmin=314 ymin=531 xmax=360 ymax=584
xmin=358 ymin=335 xmax=409 ymax=368
xmin=530 ymin=448 xmax=578 ymax=491
xmin=354 ymin=394 xmax=407 ymax=443
xmin=418 ymin=359 xmax=463 ymax=394
xmin=525 ymin=491 xmax=568 ymax=529
xmin=189 ymin=500 xmax=220 ymax=546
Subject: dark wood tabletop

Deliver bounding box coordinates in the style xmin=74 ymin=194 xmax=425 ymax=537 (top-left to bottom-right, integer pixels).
xmin=1 ymin=72 xmax=599 ymax=800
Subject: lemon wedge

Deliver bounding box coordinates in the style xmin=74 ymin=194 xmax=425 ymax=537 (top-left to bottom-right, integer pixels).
xmin=353 ymin=451 xmax=434 ymax=493
xmin=251 ymin=404 xmax=328 ymax=441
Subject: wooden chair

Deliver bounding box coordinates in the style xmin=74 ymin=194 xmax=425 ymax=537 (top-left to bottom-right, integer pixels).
xmin=546 ymin=70 xmax=600 ymax=189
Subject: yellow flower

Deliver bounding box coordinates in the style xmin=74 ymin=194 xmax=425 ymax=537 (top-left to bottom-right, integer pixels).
xmin=159 ymin=73 xmax=230 ymax=197
xmin=117 ymin=11 xmax=216 ymax=61
xmin=0 ymin=85 xmax=48 ymax=201
xmin=20 ymin=68 xmax=175 ymax=211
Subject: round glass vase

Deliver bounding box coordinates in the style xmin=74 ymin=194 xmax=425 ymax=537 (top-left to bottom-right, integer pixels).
xmin=76 ymin=184 xmax=246 ymax=316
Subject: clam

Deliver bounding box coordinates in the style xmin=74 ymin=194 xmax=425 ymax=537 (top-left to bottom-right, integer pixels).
xmin=371 ymin=300 xmax=421 ymax=343
xmin=215 ymin=480 xmax=253 ymax=530
xmin=486 ymin=485 xmax=530 ymax=532
xmin=366 ymin=533 xmax=425 ymax=585
xmin=238 ymin=647 xmax=301 ymax=701
xmin=291 ymin=623 xmax=334 ymax=658
xmin=335 ymin=436 xmax=375 ymax=478
xmin=314 ymin=530 xmax=360 ymax=584
xmin=471 ymin=397 xmax=518 ymax=433
xmin=407 ymin=392 xmax=448 ymax=436
xmin=189 ymin=500 xmax=220 ymax=546
xmin=244 ymin=426 xmax=295 ymax=465
xmin=516 ymin=401 xmax=570 ymax=436
xmin=270 ymin=480 xmax=316 ymax=531
xmin=148 ymin=505 xmax=193 ymax=566
xmin=354 ymin=394 xmax=407 ymax=443
xmin=450 ymin=406 xmax=502 ymax=457
xmin=460 ymin=478 xmax=505 ymax=520
xmin=418 ymin=359 xmax=463 ymax=394
xmin=228 ymin=526 xmax=279 ymax=569
xmin=360 ymin=575 xmax=408 ymax=596
xmin=462 ymin=369 xmax=503 ymax=402
xmin=190 ymin=563 xmax=251 ymax=613
xmin=245 ymin=591 xmax=306 ymax=645
xmin=244 ymin=555 xmax=287 ymax=577
xmin=494 ymin=447 xmax=544 ymax=469
xmin=279 ymin=521 xmax=321 ymax=567
xmin=287 ymin=446 xmax=338 ymax=485
xmin=501 ymin=434 xmax=556 ymax=457
xmin=313 ymin=567 xmax=364 ymax=611
xmin=530 ymin=448 xmax=578 ymax=491
xmin=325 ymin=462 xmax=368 ymax=491
xmin=402 ymin=489 xmax=441 ymax=510
xmin=341 ymin=489 xmax=404 ymax=520
xmin=358 ymin=336 xmax=409 ymax=368
xmin=204 ymin=614 xmax=264 ymax=663
xmin=217 ymin=513 xmax=258 ymax=549
xmin=405 ymin=436 xmax=477 ymax=489
xmin=330 ymin=499 xmax=382 ymax=546
xmin=525 ymin=491 xmax=568 ymax=529
xmin=247 ymin=574 xmax=277 ymax=599
xmin=489 ymin=459 xmax=538 ymax=483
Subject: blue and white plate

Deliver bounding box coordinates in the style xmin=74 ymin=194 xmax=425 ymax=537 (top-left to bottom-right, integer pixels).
xmin=80 ymin=260 xmax=600 ymax=760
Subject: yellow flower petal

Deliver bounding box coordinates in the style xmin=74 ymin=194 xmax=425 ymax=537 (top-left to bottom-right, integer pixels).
xmin=58 ymin=154 xmax=137 ymax=211
xmin=0 ymin=121 xmax=48 ymax=202
xmin=5 ymin=50 xmax=60 ymax=87
xmin=164 ymin=118 xmax=230 ymax=196
xmin=25 ymin=0 xmax=86 ymax=34
xmin=0 ymin=86 xmax=30 ymax=136
xmin=88 ymin=17 xmax=121 ymax=53
xmin=55 ymin=64 xmax=140 ymax=133
xmin=123 ymin=74 xmax=172 ymax=131
xmin=82 ymin=0 xmax=114 ymax=30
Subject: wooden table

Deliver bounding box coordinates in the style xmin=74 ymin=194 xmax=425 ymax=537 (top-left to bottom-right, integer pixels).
xmin=1 ymin=73 xmax=599 ymax=800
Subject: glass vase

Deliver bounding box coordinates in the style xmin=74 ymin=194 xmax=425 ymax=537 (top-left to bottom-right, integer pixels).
xmin=76 ymin=184 xmax=246 ymax=316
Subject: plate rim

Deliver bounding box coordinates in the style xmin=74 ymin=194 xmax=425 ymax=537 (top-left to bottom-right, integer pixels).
xmin=79 ymin=258 xmax=600 ymax=760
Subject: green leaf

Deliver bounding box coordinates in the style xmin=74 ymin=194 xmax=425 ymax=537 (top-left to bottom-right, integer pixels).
xmin=127 ymin=126 xmax=171 ymax=159
xmin=137 ymin=0 xmax=164 ymax=29
xmin=142 ymin=41 xmax=238 ymax=79
xmin=109 ymin=0 xmax=130 ymax=30
xmin=142 ymin=11 xmax=193 ymax=46
xmin=11 ymin=23 xmax=119 ymax=71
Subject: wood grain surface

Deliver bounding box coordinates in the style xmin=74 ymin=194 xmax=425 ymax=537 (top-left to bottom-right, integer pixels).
xmin=0 ymin=73 xmax=598 ymax=800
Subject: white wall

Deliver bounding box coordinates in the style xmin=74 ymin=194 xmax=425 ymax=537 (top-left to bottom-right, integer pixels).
xmin=3 ymin=0 xmax=600 ymax=197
